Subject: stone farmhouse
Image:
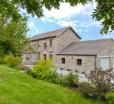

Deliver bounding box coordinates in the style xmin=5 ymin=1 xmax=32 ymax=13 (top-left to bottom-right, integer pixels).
xmin=22 ymin=27 xmax=114 ymax=74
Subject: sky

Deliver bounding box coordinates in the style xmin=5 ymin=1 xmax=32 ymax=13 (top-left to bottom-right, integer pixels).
xmin=25 ymin=1 xmax=114 ymax=40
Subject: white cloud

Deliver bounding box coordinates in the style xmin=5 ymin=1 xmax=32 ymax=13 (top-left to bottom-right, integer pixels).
xmin=87 ymin=21 xmax=101 ymax=27
xmin=27 ymin=21 xmax=42 ymax=37
xmin=102 ymin=31 xmax=114 ymax=39
xmin=57 ymin=20 xmax=77 ymax=27
xmin=40 ymin=2 xmax=99 ymax=34
xmin=26 ymin=1 xmax=103 ymax=37
xmin=43 ymin=2 xmax=96 ymax=20
xmin=28 ymin=21 xmax=36 ymax=29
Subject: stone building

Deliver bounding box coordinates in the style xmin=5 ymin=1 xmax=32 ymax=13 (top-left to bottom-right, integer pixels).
xmin=22 ymin=27 xmax=114 ymax=74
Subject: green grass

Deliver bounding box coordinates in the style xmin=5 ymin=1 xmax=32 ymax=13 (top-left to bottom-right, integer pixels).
xmin=0 ymin=65 xmax=102 ymax=104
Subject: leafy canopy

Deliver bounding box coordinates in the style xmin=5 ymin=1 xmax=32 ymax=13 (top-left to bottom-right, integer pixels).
xmin=0 ymin=15 xmax=28 ymax=55
xmin=0 ymin=0 xmax=114 ymax=34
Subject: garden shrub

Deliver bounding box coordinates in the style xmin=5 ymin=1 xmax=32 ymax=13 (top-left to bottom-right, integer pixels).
xmin=44 ymin=70 xmax=61 ymax=84
xmin=79 ymin=82 xmax=96 ymax=98
xmin=32 ymin=59 xmax=54 ymax=79
xmin=106 ymin=92 xmax=114 ymax=104
xmin=62 ymin=72 xmax=79 ymax=88
xmin=79 ymin=69 xmax=113 ymax=100
xmin=0 ymin=51 xmax=4 ymax=64
xmin=43 ymin=71 xmax=79 ymax=88
xmin=89 ymin=69 xmax=113 ymax=100
xmin=0 ymin=56 xmax=4 ymax=64
xmin=4 ymin=54 xmax=21 ymax=67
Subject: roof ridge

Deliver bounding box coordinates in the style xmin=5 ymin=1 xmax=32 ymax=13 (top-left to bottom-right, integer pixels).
xmin=57 ymin=42 xmax=75 ymax=54
xmin=71 ymin=38 xmax=113 ymax=43
xmin=81 ymin=38 xmax=113 ymax=42
xmin=57 ymin=38 xmax=113 ymax=55
xmin=32 ymin=26 xmax=70 ymax=37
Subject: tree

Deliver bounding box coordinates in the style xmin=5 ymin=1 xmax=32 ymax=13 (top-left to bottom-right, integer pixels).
xmin=0 ymin=15 xmax=28 ymax=55
xmin=0 ymin=0 xmax=114 ymax=34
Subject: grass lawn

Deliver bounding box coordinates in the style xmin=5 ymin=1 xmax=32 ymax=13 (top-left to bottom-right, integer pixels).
xmin=0 ymin=65 xmax=102 ymax=104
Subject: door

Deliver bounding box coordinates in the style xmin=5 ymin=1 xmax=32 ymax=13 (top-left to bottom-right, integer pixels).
xmin=44 ymin=54 xmax=46 ymax=60
xmin=101 ymin=57 xmax=110 ymax=71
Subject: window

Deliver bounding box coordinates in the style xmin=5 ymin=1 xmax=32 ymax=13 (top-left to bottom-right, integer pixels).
xmin=61 ymin=58 xmax=65 ymax=64
xmin=49 ymin=39 xmax=52 ymax=47
xmin=26 ymin=57 xmax=29 ymax=60
xmin=43 ymin=42 xmax=47 ymax=49
xmin=77 ymin=59 xmax=82 ymax=66
xmin=60 ymin=68 xmax=64 ymax=70
xmin=49 ymin=54 xmax=53 ymax=60
xmin=37 ymin=42 xmax=40 ymax=47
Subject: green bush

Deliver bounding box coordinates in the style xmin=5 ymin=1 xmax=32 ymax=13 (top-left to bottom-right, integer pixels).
xmin=106 ymin=92 xmax=114 ymax=104
xmin=43 ymin=71 xmax=79 ymax=88
xmin=44 ymin=70 xmax=61 ymax=84
xmin=89 ymin=69 xmax=112 ymax=100
xmin=79 ymin=82 xmax=96 ymax=98
xmin=62 ymin=72 xmax=79 ymax=88
xmin=79 ymin=69 xmax=113 ymax=100
xmin=0 ymin=51 xmax=4 ymax=64
xmin=79 ymin=81 xmax=112 ymax=100
xmin=0 ymin=56 xmax=4 ymax=64
xmin=32 ymin=59 xmax=54 ymax=79
xmin=4 ymin=54 xmax=21 ymax=67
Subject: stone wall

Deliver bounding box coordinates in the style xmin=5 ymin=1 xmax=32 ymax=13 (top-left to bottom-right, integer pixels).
xmin=56 ymin=55 xmax=96 ymax=74
xmin=23 ymin=28 xmax=80 ymax=65
xmin=55 ymin=29 xmax=80 ymax=53
xmin=96 ymin=40 xmax=114 ymax=69
xmin=22 ymin=53 xmax=37 ymax=65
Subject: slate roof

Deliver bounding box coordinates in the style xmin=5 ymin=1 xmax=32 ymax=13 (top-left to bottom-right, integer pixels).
xmin=57 ymin=39 xmax=113 ymax=56
xmin=31 ymin=27 xmax=81 ymax=41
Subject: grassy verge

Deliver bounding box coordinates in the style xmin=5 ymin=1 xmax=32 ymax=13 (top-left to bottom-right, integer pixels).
xmin=0 ymin=65 xmax=102 ymax=104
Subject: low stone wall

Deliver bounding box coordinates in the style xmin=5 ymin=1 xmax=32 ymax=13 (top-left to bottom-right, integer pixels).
xmin=56 ymin=55 xmax=96 ymax=75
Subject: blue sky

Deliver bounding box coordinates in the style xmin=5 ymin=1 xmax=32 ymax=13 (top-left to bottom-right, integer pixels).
xmin=26 ymin=2 xmax=114 ymax=40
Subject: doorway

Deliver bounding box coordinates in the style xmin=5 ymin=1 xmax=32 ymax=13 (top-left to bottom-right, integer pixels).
xmin=101 ymin=57 xmax=110 ymax=71
xmin=44 ymin=54 xmax=47 ymax=60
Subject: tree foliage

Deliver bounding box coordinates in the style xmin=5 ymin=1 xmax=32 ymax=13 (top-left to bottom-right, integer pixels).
xmin=0 ymin=15 xmax=28 ymax=55
xmin=0 ymin=0 xmax=21 ymax=21
xmin=0 ymin=0 xmax=114 ymax=34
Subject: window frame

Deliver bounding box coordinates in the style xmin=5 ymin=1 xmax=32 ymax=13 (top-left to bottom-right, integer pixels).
xmin=49 ymin=39 xmax=53 ymax=47
xmin=43 ymin=42 xmax=47 ymax=49
xmin=44 ymin=54 xmax=47 ymax=60
xmin=77 ymin=59 xmax=82 ymax=66
xmin=61 ymin=58 xmax=65 ymax=64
